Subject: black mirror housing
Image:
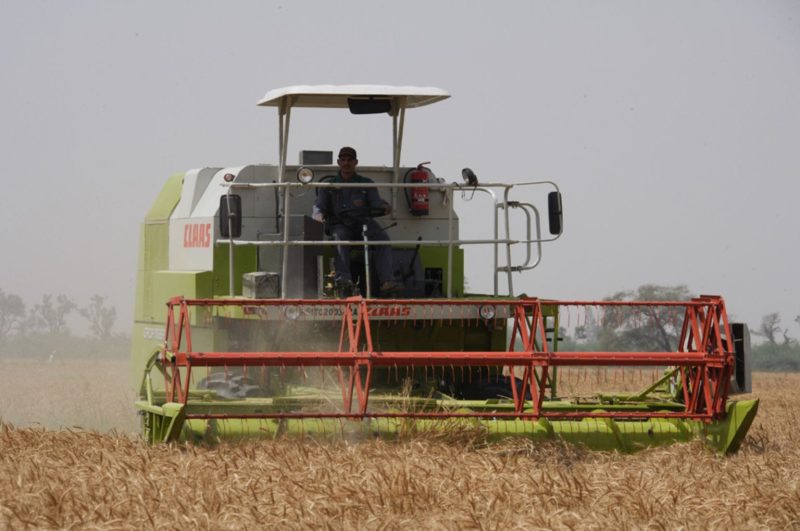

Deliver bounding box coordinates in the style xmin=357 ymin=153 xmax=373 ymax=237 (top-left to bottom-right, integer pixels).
xmin=548 ymin=191 xmax=563 ymax=235
xmin=219 ymin=194 xmax=242 ymax=238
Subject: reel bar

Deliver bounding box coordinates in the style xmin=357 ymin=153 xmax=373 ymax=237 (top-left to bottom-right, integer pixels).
xmin=171 ymin=296 xmax=724 ymax=308
xmin=171 ymin=351 xmax=726 ymax=368
xmin=183 ymin=411 xmax=715 ymax=421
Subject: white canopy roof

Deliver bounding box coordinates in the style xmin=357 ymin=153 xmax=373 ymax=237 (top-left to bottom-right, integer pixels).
xmin=257 ymin=84 xmax=450 ymax=109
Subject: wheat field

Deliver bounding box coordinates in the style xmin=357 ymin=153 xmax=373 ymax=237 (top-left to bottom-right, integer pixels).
xmin=1 ymin=360 xmax=798 ymax=530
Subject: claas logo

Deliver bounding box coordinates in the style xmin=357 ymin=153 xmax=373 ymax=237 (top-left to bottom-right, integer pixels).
xmin=367 ymin=306 xmax=411 ymax=317
xmin=184 ymin=223 xmax=212 ymax=248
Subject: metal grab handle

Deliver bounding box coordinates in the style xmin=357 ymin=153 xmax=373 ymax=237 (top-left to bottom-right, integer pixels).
xmin=363 ymin=223 xmax=372 ymax=299
xmin=225 ymin=189 xmax=236 ymax=296
xmin=499 ymin=201 xmax=542 ymax=272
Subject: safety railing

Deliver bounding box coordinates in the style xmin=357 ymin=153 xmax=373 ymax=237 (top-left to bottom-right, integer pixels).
xmin=220 ymin=180 xmax=562 ymax=298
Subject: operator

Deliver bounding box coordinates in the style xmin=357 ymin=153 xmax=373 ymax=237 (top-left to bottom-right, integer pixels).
xmin=312 ymin=146 xmax=401 ymax=294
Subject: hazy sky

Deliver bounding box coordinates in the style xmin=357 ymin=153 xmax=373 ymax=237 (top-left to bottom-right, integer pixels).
xmin=1 ymin=1 xmax=798 ymax=334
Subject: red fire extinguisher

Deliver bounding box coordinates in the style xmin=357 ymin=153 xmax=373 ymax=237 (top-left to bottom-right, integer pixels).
xmin=408 ymin=162 xmax=431 ymax=216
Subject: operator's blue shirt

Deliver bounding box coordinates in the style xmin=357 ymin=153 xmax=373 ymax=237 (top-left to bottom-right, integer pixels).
xmin=312 ymin=172 xmax=388 ymax=225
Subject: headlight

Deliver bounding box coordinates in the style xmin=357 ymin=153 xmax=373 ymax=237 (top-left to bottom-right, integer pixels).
xmin=284 ymin=305 xmax=301 ymax=320
xmin=223 ymin=173 xmax=236 ymax=182
xmin=296 ymin=167 xmax=314 ymax=184
xmin=478 ymin=304 xmax=496 ymax=320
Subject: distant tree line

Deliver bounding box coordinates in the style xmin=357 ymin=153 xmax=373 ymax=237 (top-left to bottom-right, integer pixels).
xmin=748 ymin=313 xmax=800 ymax=371
xmin=0 ymin=290 xmax=117 ymax=339
xmin=556 ymin=284 xmax=800 ymax=372
xmin=0 ymin=289 xmax=127 ymax=360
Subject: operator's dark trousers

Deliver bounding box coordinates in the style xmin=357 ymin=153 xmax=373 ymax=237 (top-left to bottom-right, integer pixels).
xmin=329 ymin=220 xmax=393 ymax=285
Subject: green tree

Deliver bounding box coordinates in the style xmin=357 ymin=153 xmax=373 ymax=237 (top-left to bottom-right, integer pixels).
xmin=80 ymin=295 xmax=117 ymax=339
xmin=598 ymin=284 xmax=692 ymax=352
xmin=0 ymin=289 xmax=26 ymax=338
xmin=29 ymin=294 xmax=76 ymax=335
xmin=752 ymin=313 xmax=795 ymax=346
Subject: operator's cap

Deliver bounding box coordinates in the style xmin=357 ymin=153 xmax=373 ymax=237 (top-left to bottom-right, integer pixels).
xmin=338 ymin=146 xmax=357 ymax=159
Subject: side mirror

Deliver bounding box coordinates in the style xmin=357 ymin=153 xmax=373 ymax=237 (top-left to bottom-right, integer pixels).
xmin=547 ymin=191 xmax=563 ymax=235
xmin=219 ymin=194 xmax=242 ymax=238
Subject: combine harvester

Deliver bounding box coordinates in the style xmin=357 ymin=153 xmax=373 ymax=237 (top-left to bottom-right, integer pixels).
xmin=133 ymin=85 xmax=757 ymax=452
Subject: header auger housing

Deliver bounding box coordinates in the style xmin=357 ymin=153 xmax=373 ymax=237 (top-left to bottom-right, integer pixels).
xmin=133 ymin=85 xmax=757 ymax=452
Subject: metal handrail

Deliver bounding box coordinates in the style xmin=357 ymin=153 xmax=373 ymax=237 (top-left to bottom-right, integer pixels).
xmin=220 ymin=180 xmax=561 ymax=298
